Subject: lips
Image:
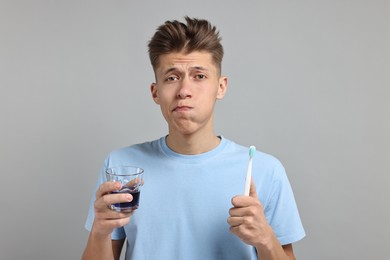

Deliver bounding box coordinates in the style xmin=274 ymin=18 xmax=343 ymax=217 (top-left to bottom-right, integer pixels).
xmin=172 ymin=105 xmax=193 ymax=112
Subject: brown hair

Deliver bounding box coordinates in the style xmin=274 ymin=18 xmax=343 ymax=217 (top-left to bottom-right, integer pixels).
xmin=148 ymin=16 xmax=224 ymax=73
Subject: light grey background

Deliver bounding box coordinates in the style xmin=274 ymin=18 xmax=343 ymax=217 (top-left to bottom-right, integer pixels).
xmin=1 ymin=0 xmax=389 ymax=259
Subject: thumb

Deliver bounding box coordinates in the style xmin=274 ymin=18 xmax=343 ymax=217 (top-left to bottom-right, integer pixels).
xmin=249 ymin=178 xmax=258 ymax=198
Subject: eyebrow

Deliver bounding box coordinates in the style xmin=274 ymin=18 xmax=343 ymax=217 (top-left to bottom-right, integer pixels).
xmin=192 ymin=66 xmax=209 ymax=72
xmin=162 ymin=66 xmax=209 ymax=75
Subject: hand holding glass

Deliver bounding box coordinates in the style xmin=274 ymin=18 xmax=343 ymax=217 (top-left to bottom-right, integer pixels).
xmin=105 ymin=166 xmax=144 ymax=212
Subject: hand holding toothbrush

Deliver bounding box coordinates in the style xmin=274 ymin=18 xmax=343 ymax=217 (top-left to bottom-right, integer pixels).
xmin=228 ymin=180 xmax=284 ymax=256
xmin=228 ymin=145 xmax=272 ymax=247
xmin=227 ymin=146 xmax=293 ymax=258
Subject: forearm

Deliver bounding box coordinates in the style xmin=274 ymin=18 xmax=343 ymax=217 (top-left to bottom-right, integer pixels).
xmin=256 ymin=242 xmax=294 ymax=260
xmin=255 ymin=225 xmax=295 ymax=260
xmin=82 ymin=231 xmax=114 ymax=260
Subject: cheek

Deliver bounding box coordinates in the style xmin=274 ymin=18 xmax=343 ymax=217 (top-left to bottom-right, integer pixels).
xmin=157 ymin=97 xmax=172 ymax=113
xmin=158 ymin=87 xmax=176 ymax=99
xmin=200 ymin=96 xmax=217 ymax=111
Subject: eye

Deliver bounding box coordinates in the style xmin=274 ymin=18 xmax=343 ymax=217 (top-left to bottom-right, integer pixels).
xmin=195 ymin=74 xmax=206 ymax=80
xmin=166 ymin=75 xmax=179 ymax=81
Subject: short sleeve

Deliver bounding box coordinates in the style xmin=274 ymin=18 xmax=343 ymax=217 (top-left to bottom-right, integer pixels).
xmin=264 ymin=162 xmax=305 ymax=245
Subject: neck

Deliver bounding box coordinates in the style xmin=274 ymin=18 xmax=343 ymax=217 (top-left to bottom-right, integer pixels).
xmin=166 ymin=132 xmax=221 ymax=155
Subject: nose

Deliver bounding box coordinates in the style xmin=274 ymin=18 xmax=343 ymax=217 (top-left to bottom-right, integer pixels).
xmin=177 ymin=77 xmax=192 ymax=99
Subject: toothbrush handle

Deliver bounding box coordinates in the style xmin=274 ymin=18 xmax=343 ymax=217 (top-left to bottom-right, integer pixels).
xmin=244 ymin=159 xmax=252 ymax=196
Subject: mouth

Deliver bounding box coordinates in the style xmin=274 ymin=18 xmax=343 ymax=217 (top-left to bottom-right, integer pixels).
xmin=172 ymin=105 xmax=193 ymax=112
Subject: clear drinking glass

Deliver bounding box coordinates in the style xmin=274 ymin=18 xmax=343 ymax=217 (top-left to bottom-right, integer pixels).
xmin=105 ymin=166 xmax=144 ymax=212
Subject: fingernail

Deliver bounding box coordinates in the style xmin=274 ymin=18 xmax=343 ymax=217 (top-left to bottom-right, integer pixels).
xmin=126 ymin=195 xmax=133 ymax=201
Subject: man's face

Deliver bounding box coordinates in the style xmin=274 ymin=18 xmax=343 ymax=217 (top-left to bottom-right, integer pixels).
xmin=151 ymin=51 xmax=227 ymax=136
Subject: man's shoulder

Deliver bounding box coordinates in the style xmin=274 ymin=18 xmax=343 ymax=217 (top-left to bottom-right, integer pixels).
xmin=222 ymin=137 xmax=283 ymax=166
xmin=108 ymin=137 xmax=163 ymax=158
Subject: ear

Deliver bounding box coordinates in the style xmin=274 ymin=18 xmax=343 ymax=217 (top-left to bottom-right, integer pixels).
xmin=150 ymin=83 xmax=160 ymax=104
xmin=216 ymin=76 xmax=228 ymax=100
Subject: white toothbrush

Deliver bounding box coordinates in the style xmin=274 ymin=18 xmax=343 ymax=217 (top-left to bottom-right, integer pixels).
xmin=244 ymin=146 xmax=256 ymax=196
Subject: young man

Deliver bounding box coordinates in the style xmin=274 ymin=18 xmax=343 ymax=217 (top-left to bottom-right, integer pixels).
xmin=83 ymin=17 xmax=305 ymax=260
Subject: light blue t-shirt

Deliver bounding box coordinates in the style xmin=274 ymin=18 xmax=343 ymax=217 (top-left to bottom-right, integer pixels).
xmin=85 ymin=136 xmax=305 ymax=259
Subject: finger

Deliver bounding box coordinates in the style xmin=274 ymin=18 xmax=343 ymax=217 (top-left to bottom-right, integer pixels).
xmin=249 ymin=178 xmax=258 ymax=198
xmin=95 ymin=206 xmax=134 ymax=219
xmin=103 ymin=206 xmax=134 ymax=217
xmin=227 ymin=216 xmax=243 ymax=227
xmin=95 ymin=193 xmax=133 ymax=211
xmin=96 ymin=182 xmax=122 ymax=198
xmin=93 ymin=214 xmax=132 ymax=232
xmin=231 ymin=196 xmax=242 ymax=207
xmin=229 ymin=225 xmax=247 ymax=240
xmin=100 ymin=217 xmax=131 ymax=227
xmin=229 ymin=207 xmax=246 ymax=217
xmin=231 ymin=195 xmax=254 ymax=208
xmin=124 ymin=177 xmax=143 ymax=188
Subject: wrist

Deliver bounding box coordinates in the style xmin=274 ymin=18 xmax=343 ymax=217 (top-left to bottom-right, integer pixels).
xmin=254 ymin=224 xmax=279 ymax=252
xmin=91 ymin=222 xmax=113 ymax=240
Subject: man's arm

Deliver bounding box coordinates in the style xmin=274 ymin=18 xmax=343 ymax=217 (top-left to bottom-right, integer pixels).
xmin=82 ymin=232 xmax=121 ymax=260
xmin=282 ymin=244 xmax=295 ymax=260
xmin=82 ymin=182 xmax=133 ymax=260
xmin=256 ymin=239 xmax=296 ymax=260
xmin=112 ymin=239 xmax=126 ymax=260
xmin=228 ymin=180 xmax=296 ymax=260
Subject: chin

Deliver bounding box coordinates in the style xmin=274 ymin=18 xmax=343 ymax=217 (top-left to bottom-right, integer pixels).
xmin=171 ymin=122 xmax=198 ymax=135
